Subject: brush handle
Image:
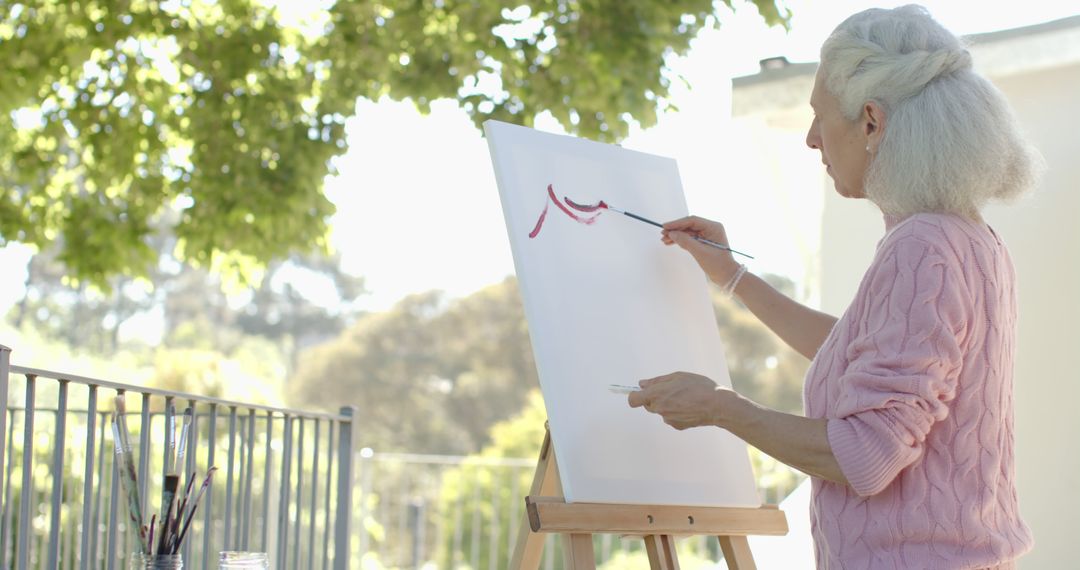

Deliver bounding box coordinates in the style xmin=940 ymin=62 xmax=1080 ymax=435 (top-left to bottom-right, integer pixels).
xmin=112 ymin=420 xmax=149 ymax=553
xmin=172 ymin=468 xmax=217 ymax=553
xmin=693 ymin=236 xmax=754 ymax=259
xmin=617 ymin=210 xmax=755 ymax=259
xmin=168 ymin=473 xmax=198 ymax=553
xmin=621 ymin=210 xmax=663 ymax=229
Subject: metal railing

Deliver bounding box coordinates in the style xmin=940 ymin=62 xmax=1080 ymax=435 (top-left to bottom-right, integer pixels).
xmin=0 ymin=345 xmax=356 ymax=570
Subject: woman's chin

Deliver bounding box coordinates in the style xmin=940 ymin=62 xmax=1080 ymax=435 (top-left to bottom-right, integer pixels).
xmin=832 ymin=181 xmax=865 ymax=200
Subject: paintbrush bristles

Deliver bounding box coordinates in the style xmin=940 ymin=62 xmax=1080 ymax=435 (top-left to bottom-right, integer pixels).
xmin=165 ymin=403 xmax=177 ymax=474
xmin=175 ymin=407 xmax=193 ymax=471
xmin=113 ymin=395 xmax=132 ymax=450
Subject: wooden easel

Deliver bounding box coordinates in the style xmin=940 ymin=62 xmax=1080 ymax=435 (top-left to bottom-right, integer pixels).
xmin=510 ymin=427 xmax=788 ymax=569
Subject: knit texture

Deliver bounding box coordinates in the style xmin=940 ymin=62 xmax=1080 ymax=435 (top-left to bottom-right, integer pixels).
xmin=804 ymin=213 xmax=1033 ymax=569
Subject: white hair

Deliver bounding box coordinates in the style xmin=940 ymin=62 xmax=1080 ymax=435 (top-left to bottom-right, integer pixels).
xmin=820 ymin=4 xmax=1043 ymax=218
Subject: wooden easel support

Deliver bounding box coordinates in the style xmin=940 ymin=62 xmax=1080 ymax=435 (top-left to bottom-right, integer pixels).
xmin=510 ymin=426 xmax=788 ymax=570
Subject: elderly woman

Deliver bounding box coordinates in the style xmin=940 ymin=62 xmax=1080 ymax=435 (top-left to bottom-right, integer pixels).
xmin=628 ymin=5 xmax=1040 ymax=569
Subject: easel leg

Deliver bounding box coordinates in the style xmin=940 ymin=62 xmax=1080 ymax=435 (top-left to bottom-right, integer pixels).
xmin=561 ymin=534 xmax=597 ymax=569
xmin=644 ymin=535 xmax=680 ymax=570
xmin=511 ymin=429 xmax=557 ymax=570
xmin=718 ymin=535 xmax=756 ymax=570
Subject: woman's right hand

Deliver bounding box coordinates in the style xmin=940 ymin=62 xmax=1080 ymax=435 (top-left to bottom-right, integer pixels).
xmin=661 ymin=216 xmax=742 ymax=285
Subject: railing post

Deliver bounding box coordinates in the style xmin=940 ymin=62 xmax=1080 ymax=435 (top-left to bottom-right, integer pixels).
xmin=0 ymin=345 xmax=10 ymax=522
xmin=224 ymin=405 xmax=238 ymax=550
xmin=16 ymin=374 xmax=37 ymax=570
xmin=333 ymin=406 xmax=357 ymax=570
xmin=79 ymin=386 xmax=99 ymax=570
xmin=276 ymin=415 xmax=293 ymax=570
xmin=46 ymin=380 xmax=69 ymax=570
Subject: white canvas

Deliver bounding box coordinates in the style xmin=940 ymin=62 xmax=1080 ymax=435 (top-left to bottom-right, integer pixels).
xmin=484 ymin=120 xmax=760 ymax=507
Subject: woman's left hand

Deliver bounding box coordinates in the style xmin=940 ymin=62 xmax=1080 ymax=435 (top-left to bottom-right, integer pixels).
xmin=629 ymin=371 xmax=850 ymax=486
xmin=627 ymin=372 xmax=742 ymax=430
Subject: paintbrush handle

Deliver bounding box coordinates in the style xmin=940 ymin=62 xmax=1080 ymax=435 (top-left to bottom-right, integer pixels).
xmin=621 ymin=210 xmax=663 ymax=229
xmin=693 ymin=236 xmax=755 ymax=259
xmin=112 ymin=420 xmax=149 ymax=553
xmin=168 ymin=472 xmax=197 ymax=553
xmin=617 ymin=210 xmax=755 ymax=259
xmin=172 ymin=468 xmax=217 ymax=553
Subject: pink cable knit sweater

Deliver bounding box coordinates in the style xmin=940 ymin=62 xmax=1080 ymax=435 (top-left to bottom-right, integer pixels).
xmin=804 ymin=213 xmax=1033 ymax=569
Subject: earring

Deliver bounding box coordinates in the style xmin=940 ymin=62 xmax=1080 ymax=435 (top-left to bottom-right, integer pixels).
xmin=865 ymin=145 xmax=871 ymax=152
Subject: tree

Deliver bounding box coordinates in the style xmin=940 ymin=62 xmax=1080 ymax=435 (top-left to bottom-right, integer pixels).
xmin=435 ymin=389 xmax=546 ymax=569
xmin=9 ymin=246 xmax=152 ymax=352
xmin=432 ymin=277 xmax=537 ymax=447
xmin=8 ymin=235 xmax=363 ymax=367
xmin=0 ymin=0 xmax=789 ymax=285
xmin=711 ymin=275 xmax=808 ymax=415
xmin=288 ymin=278 xmax=537 ymax=454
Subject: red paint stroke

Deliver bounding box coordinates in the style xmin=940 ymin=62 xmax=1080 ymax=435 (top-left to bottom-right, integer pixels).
xmin=528 ymin=184 xmax=607 ymax=239
xmin=528 ymin=203 xmax=549 ymax=238
xmin=564 ymin=196 xmax=609 ymax=213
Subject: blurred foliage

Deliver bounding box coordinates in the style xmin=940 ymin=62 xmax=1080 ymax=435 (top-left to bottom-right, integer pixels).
xmin=9 ymin=234 xmax=363 ymax=373
xmin=0 ymin=0 xmax=788 ymax=285
xmin=290 ymin=277 xmax=534 ymax=454
xmin=597 ymin=548 xmax=717 ymax=570
xmin=713 ymin=274 xmax=808 ymax=415
xmin=434 ymin=390 xmax=544 ymax=569
xmin=1 ymin=316 xmax=288 ymax=405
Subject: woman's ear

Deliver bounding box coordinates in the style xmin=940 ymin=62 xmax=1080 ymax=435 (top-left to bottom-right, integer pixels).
xmin=863 ymin=100 xmax=886 ymax=151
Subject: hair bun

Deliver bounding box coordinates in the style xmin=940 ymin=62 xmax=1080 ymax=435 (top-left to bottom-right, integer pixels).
xmin=893 ymin=48 xmax=972 ymax=95
xmin=929 ymin=48 xmax=972 ymax=78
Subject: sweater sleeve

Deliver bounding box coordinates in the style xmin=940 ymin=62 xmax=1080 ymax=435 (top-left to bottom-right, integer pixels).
xmin=826 ymin=235 xmax=969 ymax=497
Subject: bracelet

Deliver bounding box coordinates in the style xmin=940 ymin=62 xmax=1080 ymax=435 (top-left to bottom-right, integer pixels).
xmin=721 ymin=264 xmax=748 ymax=297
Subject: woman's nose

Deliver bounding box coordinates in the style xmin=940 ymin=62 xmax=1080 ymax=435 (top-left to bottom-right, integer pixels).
xmin=806 ymin=119 xmax=822 ymax=150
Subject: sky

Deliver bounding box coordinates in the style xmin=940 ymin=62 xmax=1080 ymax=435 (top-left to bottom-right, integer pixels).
xmin=1 ymin=0 xmax=1077 ymax=326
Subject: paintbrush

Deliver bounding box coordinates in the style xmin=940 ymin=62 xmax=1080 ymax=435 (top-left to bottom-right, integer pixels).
xmin=172 ymin=467 xmax=219 ymax=553
xmin=602 ymin=203 xmax=754 ymax=259
xmin=157 ymin=473 xmax=180 ymax=554
xmin=167 ymin=471 xmax=198 ymax=554
xmin=112 ymin=397 xmax=150 ymax=553
xmin=154 ymin=402 xmax=180 ymax=554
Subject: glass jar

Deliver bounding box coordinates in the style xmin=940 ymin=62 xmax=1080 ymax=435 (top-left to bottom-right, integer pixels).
xmin=218 ymin=551 xmax=269 ymax=569
xmin=129 ymin=553 xmax=183 ymax=569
